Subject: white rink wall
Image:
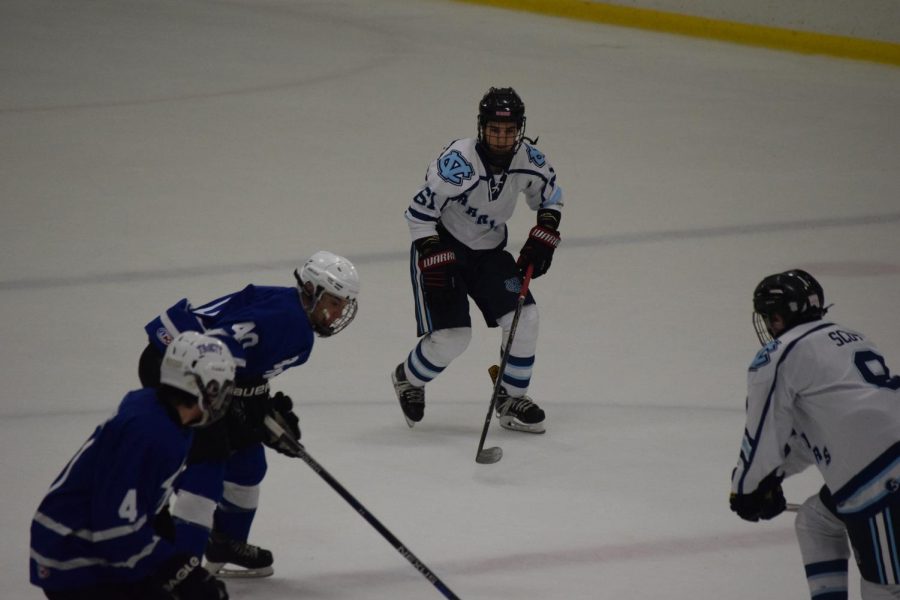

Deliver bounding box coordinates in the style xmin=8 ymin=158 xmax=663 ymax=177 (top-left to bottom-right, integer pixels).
xmin=582 ymin=0 xmax=900 ymax=42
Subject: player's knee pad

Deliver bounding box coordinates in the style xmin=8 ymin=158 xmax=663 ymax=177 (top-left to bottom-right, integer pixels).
xmin=423 ymin=327 xmax=471 ymax=365
xmin=498 ymin=304 xmax=539 ymax=355
xmin=794 ymin=493 xmax=849 ymax=562
xmin=224 ymin=443 xmax=268 ymax=486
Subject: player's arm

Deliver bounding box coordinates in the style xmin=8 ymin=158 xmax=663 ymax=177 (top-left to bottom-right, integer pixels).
xmin=89 ymin=427 xmax=180 ymax=577
xmin=729 ymin=372 xmax=795 ymax=521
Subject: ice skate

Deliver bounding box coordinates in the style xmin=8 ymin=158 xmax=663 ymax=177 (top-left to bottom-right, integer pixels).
xmin=204 ymin=531 xmax=274 ymax=578
xmin=392 ymin=363 xmax=425 ymax=427
xmin=488 ymin=364 xmax=546 ymax=433
xmin=495 ymin=387 xmax=546 ymax=433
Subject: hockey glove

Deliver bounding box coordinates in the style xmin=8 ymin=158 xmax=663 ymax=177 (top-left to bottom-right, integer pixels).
xmin=225 ymin=381 xmax=272 ymax=450
xmin=517 ymin=224 xmax=560 ymax=279
xmin=416 ymin=235 xmax=459 ymax=306
xmin=263 ymin=392 xmax=302 ymax=457
xmin=148 ymin=554 xmax=228 ymax=600
xmin=730 ymin=471 xmax=786 ymax=522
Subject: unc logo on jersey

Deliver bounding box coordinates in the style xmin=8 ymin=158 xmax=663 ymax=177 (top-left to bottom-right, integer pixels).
xmin=504 ymin=277 xmax=523 ymax=294
xmin=156 ymin=327 xmax=174 ymax=346
xmin=437 ymin=150 xmax=474 ymax=186
xmin=526 ymin=145 xmax=546 ymax=167
xmin=750 ymin=340 xmax=780 ymax=371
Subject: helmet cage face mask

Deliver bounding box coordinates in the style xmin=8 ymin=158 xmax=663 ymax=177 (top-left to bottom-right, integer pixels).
xmin=294 ymin=251 xmax=360 ymax=337
xmin=295 ymin=277 xmax=358 ymax=337
xmin=193 ymin=374 xmax=235 ymax=427
xmin=477 ymin=87 xmax=526 ymax=166
xmin=752 ymin=311 xmax=775 ymax=346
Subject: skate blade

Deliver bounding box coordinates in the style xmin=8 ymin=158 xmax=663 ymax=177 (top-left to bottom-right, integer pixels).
xmin=205 ymin=562 xmax=274 ymax=578
xmin=498 ymin=416 xmax=546 ymax=434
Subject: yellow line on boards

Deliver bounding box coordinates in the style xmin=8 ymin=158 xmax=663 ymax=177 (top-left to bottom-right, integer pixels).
xmin=453 ymin=0 xmax=900 ymax=66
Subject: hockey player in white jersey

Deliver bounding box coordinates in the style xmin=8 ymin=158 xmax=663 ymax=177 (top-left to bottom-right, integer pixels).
xmin=730 ymin=269 xmax=900 ymax=599
xmin=390 ymin=86 xmax=563 ymax=434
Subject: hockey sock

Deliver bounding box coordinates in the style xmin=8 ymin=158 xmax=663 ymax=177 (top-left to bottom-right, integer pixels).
xmin=497 ymin=304 xmax=539 ymax=395
xmin=405 ymin=328 xmax=470 ymax=387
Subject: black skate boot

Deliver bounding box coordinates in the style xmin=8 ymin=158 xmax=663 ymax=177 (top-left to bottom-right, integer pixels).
xmin=204 ymin=530 xmax=274 ymax=578
xmin=391 ymin=363 xmax=425 ymax=427
xmin=495 ymin=386 xmax=546 ymax=434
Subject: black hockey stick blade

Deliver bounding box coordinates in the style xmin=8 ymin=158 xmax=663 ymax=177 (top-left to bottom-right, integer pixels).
xmin=476 ymin=446 xmax=503 ymax=464
xmin=476 ymin=366 xmax=503 ymax=464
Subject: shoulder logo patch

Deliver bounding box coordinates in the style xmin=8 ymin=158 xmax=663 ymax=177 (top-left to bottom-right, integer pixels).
xmin=526 ymin=145 xmax=546 ymax=167
xmin=437 ymin=150 xmax=475 ymax=186
xmin=750 ymin=340 xmax=780 ymax=371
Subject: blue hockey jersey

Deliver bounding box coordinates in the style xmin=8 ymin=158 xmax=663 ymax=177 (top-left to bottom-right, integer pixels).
xmin=144 ymin=285 xmax=314 ymax=382
xmin=30 ymin=388 xmax=192 ymax=590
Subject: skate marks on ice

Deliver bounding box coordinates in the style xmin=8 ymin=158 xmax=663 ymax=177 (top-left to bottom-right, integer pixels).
xmin=228 ymin=527 xmax=794 ymax=596
xmin=4 ymin=212 xmax=899 ymax=292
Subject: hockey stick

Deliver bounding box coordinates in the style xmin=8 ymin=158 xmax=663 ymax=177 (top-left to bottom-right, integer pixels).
xmin=475 ymin=264 xmax=534 ymax=465
xmin=263 ymin=416 xmax=460 ymax=600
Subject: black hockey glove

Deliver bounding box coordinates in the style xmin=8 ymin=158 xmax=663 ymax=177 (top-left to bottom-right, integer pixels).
xmin=147 ymin=555 xmax=228 ymax=600
xmin=730 ymin=471 xmax=786 ymax=522
xmin=226 ymin=381 xmax=272 ymax=450
xmin=517 ymin=224 xmax=560 ymax=279
xmin=263 ymin=392 xmax=302 ymax=457
xmin=416 ymin=235 xmax=459 ymax=306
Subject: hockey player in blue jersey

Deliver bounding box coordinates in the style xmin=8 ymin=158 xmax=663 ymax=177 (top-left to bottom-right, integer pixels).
xmin=730 ymin=269 xmax=900 ymax=599
xmin=138 ymin=251 xmax=359 ymax=577
xmin=391 ymin=86 xmax=563 ymax=434
xmin=30 ymin=331 xmax=235 ymax=600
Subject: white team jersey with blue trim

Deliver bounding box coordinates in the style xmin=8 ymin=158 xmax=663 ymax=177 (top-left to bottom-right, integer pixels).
xmin=405 ymin=138 xmax=563 ymax=250
xmin=732 ymin=320 xmax=900 ymax=515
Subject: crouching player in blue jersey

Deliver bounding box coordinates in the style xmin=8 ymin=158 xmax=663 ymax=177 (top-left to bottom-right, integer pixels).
xmin=730 ymin=269 xmax=900 ymax=599
xmin=137 ymin=251 xmax=359 ymax=578
xmin=30 ymin=332 xmax=235 ymax=600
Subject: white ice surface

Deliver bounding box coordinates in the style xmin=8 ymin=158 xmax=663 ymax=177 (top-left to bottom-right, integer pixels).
xmin=2 ymin=1 xmax=899 ymax=598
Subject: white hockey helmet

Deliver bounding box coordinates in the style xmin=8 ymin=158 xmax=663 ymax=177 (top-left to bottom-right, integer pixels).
xmin=160 ymin=331 xmax=236 ymax=427
xmin=294 ymin=250 xmax=360 ymax=337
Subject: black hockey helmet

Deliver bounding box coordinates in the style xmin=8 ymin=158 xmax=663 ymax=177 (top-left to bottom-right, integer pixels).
xmin=477 ymin=87 xmax=526 ymax=167
xmin=752 ymin=268 xmax=827 ymax=345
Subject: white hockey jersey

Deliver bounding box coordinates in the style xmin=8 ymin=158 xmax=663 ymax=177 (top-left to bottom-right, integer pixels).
xmin=732 ymin=320 xmax=900 ymax=516
xmin=404 ymin=138 xmax=563 ymax=249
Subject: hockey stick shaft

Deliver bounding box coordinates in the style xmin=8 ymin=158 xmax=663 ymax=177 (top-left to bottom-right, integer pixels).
xmin=263 ymin=416 xmax=460 ymax=600
xmin=475 ymin=265 xmax=534 ymax=459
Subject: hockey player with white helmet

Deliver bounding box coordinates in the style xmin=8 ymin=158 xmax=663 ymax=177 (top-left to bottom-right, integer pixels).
xmin=391 ymin=86 xmax=563 ymax=434
xmin=30 ymin=332 xmax=234 ymax=599
xmin=730 ymin=269 xmax=900 ymax=599
xmin=138 ymin=251 xmax=359 ymax=578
